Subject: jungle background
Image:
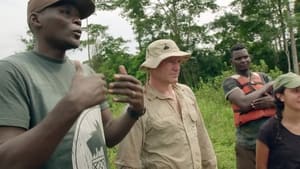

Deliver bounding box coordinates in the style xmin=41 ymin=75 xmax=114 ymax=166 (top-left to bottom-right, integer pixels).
xmin=22 ymin=0 xmax=300 ymax=168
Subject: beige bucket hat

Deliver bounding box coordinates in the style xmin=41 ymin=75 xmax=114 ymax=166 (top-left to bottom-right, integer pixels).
xmin=140 ymin=39 xmax=191 ymax=70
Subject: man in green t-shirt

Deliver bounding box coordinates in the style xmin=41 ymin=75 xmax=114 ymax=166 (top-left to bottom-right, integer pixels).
xmin=0 ymin=0 xmax=145 ymax=169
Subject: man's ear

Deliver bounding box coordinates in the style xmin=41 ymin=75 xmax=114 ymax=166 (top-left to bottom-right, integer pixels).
xmin=29 ymin=12 xmax=42 ymax=30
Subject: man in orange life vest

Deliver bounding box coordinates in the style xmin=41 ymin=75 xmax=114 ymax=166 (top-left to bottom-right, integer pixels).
xmin=222 ymin=43 xmax=276 ymax=169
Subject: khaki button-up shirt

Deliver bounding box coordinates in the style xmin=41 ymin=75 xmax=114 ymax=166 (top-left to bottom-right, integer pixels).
xmin=115 ymin=83 xmax=217 ymax=169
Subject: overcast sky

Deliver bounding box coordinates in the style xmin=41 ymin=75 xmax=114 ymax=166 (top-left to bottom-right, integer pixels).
xmin=0 ymin=0 xmax=231 ymax=62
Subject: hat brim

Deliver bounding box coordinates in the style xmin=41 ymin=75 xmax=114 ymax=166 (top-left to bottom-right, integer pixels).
xmin=140 ymin=51 xmax=191 ymax=70
xmin=41 ymin=0 xmax=95 ymax=19
xmin=72 ymin=0 xmax=95 ymax=19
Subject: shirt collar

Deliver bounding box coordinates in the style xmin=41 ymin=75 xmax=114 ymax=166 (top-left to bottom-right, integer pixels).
xmin=145 ymin=83 xmax=181 ymax=101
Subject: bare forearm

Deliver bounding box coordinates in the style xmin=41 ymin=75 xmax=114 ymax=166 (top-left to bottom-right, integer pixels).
xmin=104 ymin=112 xmax=137 ymax=147
xmin=236 ymin=86 xmax=271 ymax=112
xmin=0 ymin=97 xmax=80 ymax=169
xmin=241 ymin=90 xmax=267 ymax=105
xmin=256 ymin=140 xmax=269 ymax=169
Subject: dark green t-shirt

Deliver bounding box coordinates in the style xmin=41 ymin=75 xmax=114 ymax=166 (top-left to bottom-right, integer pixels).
xmin=0 ymin=51 xmax=109 ymax=169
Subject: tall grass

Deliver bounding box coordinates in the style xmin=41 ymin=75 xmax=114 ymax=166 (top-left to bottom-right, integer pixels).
xmin=195 ymin=81 xmax=236 ymax=169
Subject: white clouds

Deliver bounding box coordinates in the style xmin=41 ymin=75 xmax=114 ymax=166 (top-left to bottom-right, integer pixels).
xmin=0 ymin=0 xmax=28 ymax=57
xmin=68 ymin=10 xmax=138 ymax=62
xmin=0 ymin=1 xmax=137 ymax=62
xmin=0 ymin=0 xmax=232 ymax=61
xmin=91 ymin=10 xmax=135 ymax=42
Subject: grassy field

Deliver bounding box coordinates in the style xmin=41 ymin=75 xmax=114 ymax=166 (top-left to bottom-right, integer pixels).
xmin=107 ymin=83 xmax=236 ymax=169
xmin=195 ymin=84 xmax=236 ymax=169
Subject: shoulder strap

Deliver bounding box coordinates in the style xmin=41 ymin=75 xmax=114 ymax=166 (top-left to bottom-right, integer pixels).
xmin=230 ymin=73 xmax=262 ymax=86
xmin=256 ymin=72 xmax=269 ymax=84
xmin=230 ymin=74 xmax=243 ymax=88
xmin=230 ymin=74 xmax=240 ymax=79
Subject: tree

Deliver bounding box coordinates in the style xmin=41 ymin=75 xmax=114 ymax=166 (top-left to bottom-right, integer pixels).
xmin=287 ymin=0 xmax=299 ymax=73
xmin=81 ymin=22 xmax=145 ymax=82
xmin=105 ymin=0 xmax=219 ymax=87
xmin=21 ymin=30 xmax=34 ymax=51
xmin=211 ymin=0 xmax=298 ymax=73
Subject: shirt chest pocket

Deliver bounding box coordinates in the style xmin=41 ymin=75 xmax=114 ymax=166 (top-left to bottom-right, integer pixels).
xmin=147 ymin=116 xmax=184 ymax=145
xmin=182 ymin=96 xmax=199 ymax=124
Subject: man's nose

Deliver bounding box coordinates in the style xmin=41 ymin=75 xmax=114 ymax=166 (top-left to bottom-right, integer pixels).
xmin=73 ymin=17 xmax=82 ymax=26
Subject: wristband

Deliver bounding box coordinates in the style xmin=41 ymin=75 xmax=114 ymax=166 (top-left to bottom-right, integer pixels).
xmin=127 ymin=107 xmax=146 ymax=120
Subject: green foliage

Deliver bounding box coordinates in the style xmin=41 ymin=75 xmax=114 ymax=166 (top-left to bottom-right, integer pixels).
xmin=211 ymin=0 xmax=297 ymax=75
xmin=210 ymin=69 xmax=235 ymax=89
xmin=251 ymin=59 xmax=283 ymax=79
xmin=180 ymin=49 xmax=224 ymax=87
xmin=196 ymin=81 xmax=236 ymax=169
xmin=20 ymin=30 xmax=34 ymax=51
xmin=269 ymin=66 xmax=284 ymax=79
xmin=248 ymin=42 xmax=279 ymax=69
xmin=251 ymin=59 xmax=270 ymax=73
xmin=113 ymin=0 xmax=218 ymax=47
xmin=21 ymin=0 xmax=296 ymax=87
xmin=296 ymin=0 xmax=300 ymax=27
xmin=105 ymin=0 xmax=220 ymax=87
xmin=108 ymin=147 xmax=118 ymax=169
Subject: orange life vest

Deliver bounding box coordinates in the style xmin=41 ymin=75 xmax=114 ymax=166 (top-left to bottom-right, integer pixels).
xmin=230 ymin=72 xmax=275 ymax=127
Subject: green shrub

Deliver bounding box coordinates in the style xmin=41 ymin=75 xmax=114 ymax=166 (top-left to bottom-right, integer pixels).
xmin=196 ymin=80 xmax=236 ymax=169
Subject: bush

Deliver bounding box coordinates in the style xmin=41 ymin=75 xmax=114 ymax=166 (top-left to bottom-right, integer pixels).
xmin=196 ymin=80 xmax=236 ymax=169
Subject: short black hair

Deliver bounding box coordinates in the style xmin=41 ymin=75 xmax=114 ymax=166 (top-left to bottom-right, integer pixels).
xmin=230 ymin=43 xmax=246 ymax=52
xmin=230 ymin=43 xmax=246 ymax=57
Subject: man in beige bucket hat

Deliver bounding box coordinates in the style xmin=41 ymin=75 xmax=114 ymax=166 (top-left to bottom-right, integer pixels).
xmin=0 ymin=0 xmax=145 ymax=169
xmin=116 ymin=39 xmax=217 ymax=169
